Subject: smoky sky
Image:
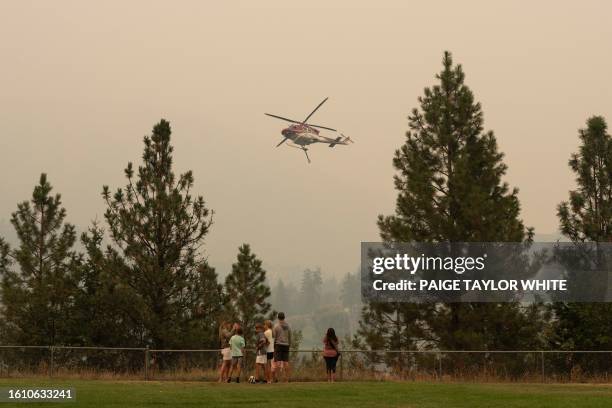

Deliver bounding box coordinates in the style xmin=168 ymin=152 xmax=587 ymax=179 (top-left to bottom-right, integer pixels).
xmin=1 ymin=1 xmax=610 ymax=281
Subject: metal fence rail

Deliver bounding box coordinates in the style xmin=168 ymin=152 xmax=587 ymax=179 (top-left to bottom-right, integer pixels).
xmin=0 ymin=346 xmax=611 ymax=382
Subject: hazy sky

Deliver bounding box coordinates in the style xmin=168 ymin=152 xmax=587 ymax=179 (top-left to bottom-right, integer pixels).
xmin=1 ymin=1 xmax=611 ymax=282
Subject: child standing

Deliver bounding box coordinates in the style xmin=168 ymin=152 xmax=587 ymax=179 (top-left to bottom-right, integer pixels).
xmin=254 ymin=323 xmax=268 ymax=383
xmin=228 ymin=327 xmax=245 ymax=383
xmin=218 ymin=321 xmax=233 ymax=382
xmin=264 ymin=320 xmax=274 ymax=383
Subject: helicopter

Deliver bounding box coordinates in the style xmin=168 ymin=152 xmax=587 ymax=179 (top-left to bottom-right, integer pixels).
xmin=265 ymin=97 xmax=353 ymax=163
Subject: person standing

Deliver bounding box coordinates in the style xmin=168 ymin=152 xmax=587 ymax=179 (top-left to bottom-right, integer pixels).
xmin=228 ymin=327 xmax=246 ymax=383
xmin=264 ymin=320 xmax=274 ymax=383
xmin=218 ymin=321 xmax=233 ymax=383
xmin=254 ymin=323 xmax=268 ymax=383
xmin=322 ymin=327 xmax=340 ymax=382
xmin=273 ymin=312 xmax=292 ymax=382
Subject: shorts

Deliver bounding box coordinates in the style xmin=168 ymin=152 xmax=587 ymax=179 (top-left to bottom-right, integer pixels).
xmin=231 ymin=356 xmax=243 ymax=367
xmin=324 ymin=355 xmax=338 ymax=373
xmin=221 ymin=347 xmax=232 ymax=361
xmin=256 ymin=354 xmax=266 ymax=365
xmin=267 ymin=352 xmax=274 ymax=361
xmin=274 ymin=344 xmax=290 ymax=362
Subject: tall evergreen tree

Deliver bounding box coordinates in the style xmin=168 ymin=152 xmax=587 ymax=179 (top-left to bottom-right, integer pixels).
xmin=271 ymin=278 xmax=289 ymax=314
xmin=0 ymin=174 xmax=79 ymax=345
xmin=361 ymin=52 xmax=542 ymax=355
xmin=0 ymin=237 xmax=12 ymax=340
xmin=0 ymin=238 xmax=9 ymax=276
xmin=555 ymin=116 xmax=612 ymax=355
xmin=102 ymin=119 xmax=216 ymax=349
xmin=224 ymin=244 xmax=271 ymax=344
xmin=299 ymin=268 xmax=322 ymax=313
xmin=72 ymin=223 xmax=139 ymax=347
xmin=191 ymin=261 xmax=225 ymax=348
xmin=558 ymin=116 xmax=612 ymax=242
xmin=271 ymin=278 xmax=301 ymax=316
xmin=340 ymin=271 xmax=361 ymax=309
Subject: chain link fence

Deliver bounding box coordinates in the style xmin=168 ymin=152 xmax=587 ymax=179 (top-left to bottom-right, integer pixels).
xmin=1 ymin=346 xmax=612 ymax=382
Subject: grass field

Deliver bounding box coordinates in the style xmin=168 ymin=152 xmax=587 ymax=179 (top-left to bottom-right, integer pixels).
xmin=1 ymin=379 xmax=612 ymax=407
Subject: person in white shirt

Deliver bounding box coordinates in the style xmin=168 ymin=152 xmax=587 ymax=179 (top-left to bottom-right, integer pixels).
xmin=264 ymin=319 xmax=274 ymax=383
xmin=217 ymin=321 xmax=233 ymax=383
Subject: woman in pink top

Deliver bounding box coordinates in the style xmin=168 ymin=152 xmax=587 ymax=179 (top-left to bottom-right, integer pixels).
xmin=322 ymin=327 xmax=340 ymax=382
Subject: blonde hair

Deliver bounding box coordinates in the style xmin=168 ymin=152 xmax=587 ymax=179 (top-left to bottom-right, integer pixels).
xmin=264 ymin=320 xmax=272 ymax=329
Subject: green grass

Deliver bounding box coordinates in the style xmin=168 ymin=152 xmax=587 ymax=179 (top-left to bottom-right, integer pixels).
xmin=1 ymin=379 xmax=612 ymax=407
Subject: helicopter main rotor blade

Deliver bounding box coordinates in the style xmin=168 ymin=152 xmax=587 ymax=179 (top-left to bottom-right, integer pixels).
xmin=276 ymin=137 xmax=289 ymax=147
xmin=302 ymin=97 xmax=329 ymax=124
xmin=308 ymin=123 xmax=337 ymax=132
xmin=265 ymin=113 xmax=301 ymax=124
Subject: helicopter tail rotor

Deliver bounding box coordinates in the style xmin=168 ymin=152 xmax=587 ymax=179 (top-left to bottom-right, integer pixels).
xmin=328 ymin=133 xmax=354 ymax=147
xmin=341 ymin=133 xmax=354 ymax=144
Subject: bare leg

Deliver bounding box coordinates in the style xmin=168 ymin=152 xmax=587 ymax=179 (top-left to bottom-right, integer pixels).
xmin=235 ymin=360 xmax=242 ymax=381
xmin=225 ymin=361 xmax=232 ymax=381
xmin=219 ymin=360 xmax=229 ymax=382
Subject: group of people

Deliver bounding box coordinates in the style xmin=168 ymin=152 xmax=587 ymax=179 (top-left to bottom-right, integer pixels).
xmin=218 ymin=312 xmax=292 ymax=383
xmin=218 ymin=312 xmax=340 ymax=383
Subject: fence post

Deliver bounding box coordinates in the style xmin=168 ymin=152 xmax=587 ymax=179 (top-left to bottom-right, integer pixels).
xmin=541 ymin=351 xmax=545 ymax=383
xmin=438 ymin=353 xmax=442 ymax=380
xmin=49 ymin=346 xmax=54 ymax=378
xmin=339 ymin=352 xmax=343 ymax=381
xmin=144 ymin=347 xmax=149 ymax=381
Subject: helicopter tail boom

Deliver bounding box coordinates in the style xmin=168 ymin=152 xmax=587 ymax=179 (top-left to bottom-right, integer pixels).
xmin=328 ymin=134 xmax=353 ymax=147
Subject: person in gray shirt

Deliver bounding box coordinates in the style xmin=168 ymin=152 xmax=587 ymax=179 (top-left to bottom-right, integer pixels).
xmin=272 ymin=312 xmax=292 ymax=382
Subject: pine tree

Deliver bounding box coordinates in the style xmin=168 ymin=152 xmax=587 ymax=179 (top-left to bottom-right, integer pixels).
xmin=558 ymin=116 xmax=612 ymax=242
xmin=190 ymin=261 xmax=225 ymax=348
xmin=340 ymin=271 xmax=361 ymax=309
xmin=378 ymin=51 xmax=529 ymax=243
xmin=102 ymin=119 xmax=216 ymax=349
xmin=0 ymin=237 xmax=12 ymax=341
xmin=361 ymin=52 xmax=541 ymax=356
xmin=271 ymin=278 xmax=289 ymax=313
xmin=72 ymin=223 xmax=138 ymax=347
xmin=299 ymin=268 xmax=322 ymax=313
xmin=271 ymin=278 xmax=301 ymax=316
xmin=0 ymin=174 xmax=80 ymax=345
xmin=224 ymin=244 xmax=271 ymax=344
xmin=0 ymin=238 xmax=9 ymax=276
xmin=554 ymin=116 xmax=612 ymax=362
